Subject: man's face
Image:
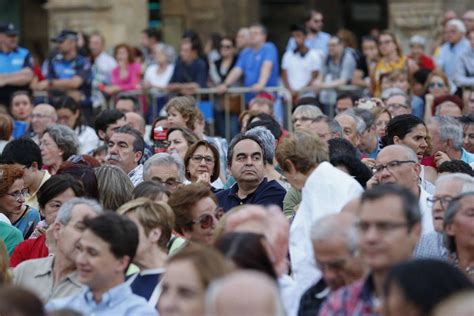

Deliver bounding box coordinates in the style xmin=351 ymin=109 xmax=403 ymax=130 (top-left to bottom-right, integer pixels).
xmin=54 ymin=204 xmax=99 ymax=263
xmin=310 ymin=121 xmax=333 ymax=142
xmin=313 ymin=237 xmax=362 ymax=290
xmin=88 ymin=35 xmax=103 ymax=57
xmin=183 ymin=197 xmax=221 ymax=245
xmin=359 ymin=195 xmax=420 ymax=272
xmin=446 ymin=195 xmax=474 ymax=251
xmin=4 ymin=34 xmax=17 ymax=50
xmin=427 ymin=121 xmax=445 ymax=154
xmin=58 ymin=38 xmax=76 ymax=54
xmin=336 ymin=97 xmax=353 ymax=114
xmin=463 ymin=12 xmax=474 ymax=32
xmin=328 ymin=38 xmax=342 ymax=58
xmin=236 ymin=28 xmax=250 ymax=50
xmin=446 ymin=25 xmax=463 ymax=44
xmin=335 ymin=114 xmax=359 ymax=146
xmin=431 ymin=180 xmax=463 ymax=232
xmin=386 ymin=95 xmax=410 ymax=117
xmin=180 ymin=41 xmax=194 ymax=63
xmin=31 ymin=106 xmax=56 ymax=135
xmin=125 ymin=113 xmax=145 ymax=135
xmin=374 ymin=147 xmax=419 ymax=189
xmin=106 ymin=132 xmax=141 ymax=174
xmin=409 ymin=44 xmax=424 ymax=58
xmin=249 ymin=26 xmax=265 ymax=47
xmin=308 ymin=12 xmax=324 ymax=33
xmin=463 ymin=124 xmax=474 ymax=153
xmin=102 ymin=116 xmax=126 ymax=142
xmin=362 ymin=40 xmax=378 ymax=61
xmin=76 ymin=229 xmax=128 ymax=290
xmin=359 ymin=125 xmax=377 ymax=153
xmin=292 ymin=31 xmax=306 ymax=48
xmin=230 ymin=139 xmax=265 ymax=186
xmin=144 ymin=163 xmax=181 ymax=193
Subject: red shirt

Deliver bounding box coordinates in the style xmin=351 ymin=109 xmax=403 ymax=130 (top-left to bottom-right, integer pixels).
xmin=409 ymin=53 xmax=435 ymax=71
xmin=9 ymin=233 xmax=48 ymax=267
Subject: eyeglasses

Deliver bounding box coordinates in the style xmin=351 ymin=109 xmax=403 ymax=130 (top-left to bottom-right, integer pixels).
xmin=428 ymin=82 xmax=445 ymax=89
xmin=31 ymin=113 xmax=51 ymax=119
xmin=191 ymin=155 xmax=214 ymax=164
xmin=292 ymin=116 xmax=315 ymax=124
xmin=372 ymin=160 xmax=416 ymax=174
xmin=387 ymin=103 xmax=409 ymax=110
xmin=427 ymin=196 xmax=454 ymax=210
xmin=220 ymin=44 xmax=233 ymax=49
xmin=315 ymin=258 xmax=350 ymax=271
xmin=357 ymin=221 xmax=410 ymax=233
xmin=189 ymin=207 xmax=224 ymax=230
xmin=378 ymin=40 xmax=393 ymax=46
xmin=152 ymin=177 xmax=181 ymax=189
xmin=7 ymin=188 xmax=29 ymax=201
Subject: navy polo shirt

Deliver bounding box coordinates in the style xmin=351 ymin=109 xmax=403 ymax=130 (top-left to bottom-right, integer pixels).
xmin=216 ymin=177 xmax=286 ymax=213
xmin=0 ymin=46 xmax=32 ymax=105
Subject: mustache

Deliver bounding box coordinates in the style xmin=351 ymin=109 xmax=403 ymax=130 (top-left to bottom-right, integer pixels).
xmin=106 ymin=154 xmax=121 ymax=162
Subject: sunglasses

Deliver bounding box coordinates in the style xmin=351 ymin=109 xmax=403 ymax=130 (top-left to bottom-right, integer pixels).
xmin=189 ymin=207 xmax=224 ymax=230
xmin=429 ymin=82 xmax=445 ymax=88
xmin=220 ymin=44 xmax=233 ymax=49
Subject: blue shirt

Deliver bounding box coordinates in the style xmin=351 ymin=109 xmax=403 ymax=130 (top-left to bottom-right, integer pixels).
xmin=235 ymin=43 xmax=279 ymax=88
xmin=286 ymin=32 xmax=330 ymax=56
xmin=216 ymin=177 xmax=286 ymax=212
xmin=12 ymin=206 xmax=40 ymax=239
xmin=461 ymin=148 xmax=474 ymax=164
xmin=437 ymin=38 xmax=470 ymax=83
xmin=170 ymin=57 xmax=208 ymax=88
xmin=47 ymin=53 xmax=92 ymax=98
xmin=46 ymin=282 xmax=157 ymax=316
xmin=126 ymin=268 xmax=164 ymax=305
xmin=0 ymin=46 xmax=33 ymax=104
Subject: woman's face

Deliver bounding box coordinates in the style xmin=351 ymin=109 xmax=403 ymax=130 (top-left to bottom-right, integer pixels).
xmin=397 ymin=124 xmax=429 ymax=161
xmin=167 ymin=107 xmax=187 ymax=128
xmin=116 ymin=47 xmax=129 ymax=63
xmin=57 ymin=108 xmax=80 ymax=129
xmin=126 ymin=212 xmax=154 ymax=263
xmin=158 ymin=259 xmax=205 ymax=316
xmin=0 ymin=178 xmax=26 ymax=218
xmin=362 ymin=40 xmax=379 ymax=61
xmin=446 ymin=195 xmax=474 ymax=253
xmin=155 ymin=49 xmax=169 ymax=65
xmin=10 ymin=94 xmax=33 ymax=121
xmin=219 ymin=39 xmax=235 ymax=58
xmin=375 ymin=112 xmax=390 ymax=138
xmin=378 ymin=34 xmax=396 ymax=57
xmin=428 ymin=75 xmax=449 ymax=97
xmin=167 ymin=130 xmax=189 ymax=159
xmin=187 ymin=145 xmax=215 ymax=182
xmin=392 ymin=75 xmax=409 ymax=94
xmin=41 ymin=188 xmax=77 ymax=225
xmin=40 ymin=132 xmax=63 ymax=168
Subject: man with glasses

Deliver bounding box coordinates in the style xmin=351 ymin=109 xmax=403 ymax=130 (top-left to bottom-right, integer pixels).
xmin=298 ymin=212 xmax=367 ymax=316
xmin=320 ymin=184 xmax=421 ymax=315
xmin=142 ymin=152 xmax=185 ymax=193
xmin=308 ymin=115 xmax=342 ymax=142
xmin=415 ymin=173 xmax=474 ymax=259
xmin=368 ymin=144 xmax=434 ymax=234
xmin=168 ymin=183 xmax=222 ymax=246
xmin=382 ymin=88 xmax=411 ymax=117
xmin=30 ymin=104 xmax=58 ymax=145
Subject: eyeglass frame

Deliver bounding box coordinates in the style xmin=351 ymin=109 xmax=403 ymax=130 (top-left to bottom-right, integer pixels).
xmin=190 ymin=155 xmax=215 ymax=165
xmin=372 ymin=160 xmax=416 ymax=174
xmin=188 ymin=207 xmax=224 ymax=230
xmin=426 ymin=196 xmax=454 ymax=210
xmin=6 ymin=188 xmax=29 ymax=201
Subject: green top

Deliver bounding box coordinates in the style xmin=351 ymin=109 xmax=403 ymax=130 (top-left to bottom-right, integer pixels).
xmin=0 ymin=221 xmax=24 ymax=256
xmin=283 ymin=186 xmax=301 ymax=219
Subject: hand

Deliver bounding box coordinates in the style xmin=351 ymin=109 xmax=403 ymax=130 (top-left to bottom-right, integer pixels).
xmin=216 ymin=83 xmax=228 ymax=94
xmin=35 ymin=80 xmax=49 ymax=91
xmin=311 ymin=81 xmax=321 ymax=93
xmin=196 ymin=172 xmax=211 ymax=184
xmin=361 ymin=158 xmax=376 ymax=170
xmin=0 ymin=77 xmax=5 ymax=87
xmin=366 ymin=174 xmax=379 ymax=189
xmin=45 ymin=225 xmax=57 ymax=254
xmin=250 ymin=83 xmax=264 ymax=92
xmin=434 ymin=151 xmax=451 ymax=167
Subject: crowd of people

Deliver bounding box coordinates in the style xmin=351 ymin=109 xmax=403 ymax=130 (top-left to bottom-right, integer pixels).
xmin=0 ymin=6 xmax=474 ymax=316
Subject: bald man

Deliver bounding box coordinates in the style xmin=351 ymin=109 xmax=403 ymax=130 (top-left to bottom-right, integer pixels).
xmin=369 ymin=144 xmax=434 ymax=234
xmin=206 ymin=271 xmax=284 ymax=316
xmin=31 ymin=104 xmax=58 ymax=144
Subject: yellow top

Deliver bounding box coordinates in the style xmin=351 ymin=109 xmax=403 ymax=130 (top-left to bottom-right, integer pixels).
xmin=372 ymin=55 xmax=408 ymax=97
xmin=25 ymin=170 xmax=51 ymax=211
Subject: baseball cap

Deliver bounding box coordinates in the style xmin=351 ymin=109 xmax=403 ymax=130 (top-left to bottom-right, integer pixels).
xmin=51 ymin=30 xmax=78 ymax=43
xmin=0 ymin=22 xmax=18 ymax=36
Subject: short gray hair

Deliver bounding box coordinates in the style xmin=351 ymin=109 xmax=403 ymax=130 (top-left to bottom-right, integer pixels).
xmin=431 ymin=116 xmax=464 ymax=150
xmin=447 ymin=19 xmax=466 ymax=34
xmin=444 ymin=191 xmax=474 ymax=253
xmin=154 ymin=43 xmax=176 ymax=64
xmin=245 ymin=126 xmax=275 ymax=164
xmin=381 ymin=87 xmax=410 ymax=106
xmin=293 ymin=105 xmax=323 ymax=119
xmin=311 ymin=214 xmax=359 ymax=255
xmin=348 ymin=108 xmax=375 ymax=130
xmin=143 ymin=152 xmax=185 ymax=182
xmin=313 ymin=115 xmax=343 ymax=136
xmin=435 ymin=173 xmax=474 ymax=189
xmin=56 ymin=197 xmax=103 ymax=225
xmin=337 ymin=110 xmax=366 ymax=134
xmin=44 ymin=124 xmax=79 ymax=160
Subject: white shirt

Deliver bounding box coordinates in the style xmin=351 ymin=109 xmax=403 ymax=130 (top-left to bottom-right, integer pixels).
xmin=94 ymin=51 xmax=117 ymax=84
xmin=0 ymin=213 xmax=10 ymax=224
xmin=419 ymin=186 xmax=434 ymax=235
xmin=290 ymin=162 xmax=364 ymax=296
xmin=281 ymin=49 xmax=322 ymax=91
xmin=76 ymin=125 xmax=100 ymax=154
xmin=144 ymin=64 xmax=174 ymax=88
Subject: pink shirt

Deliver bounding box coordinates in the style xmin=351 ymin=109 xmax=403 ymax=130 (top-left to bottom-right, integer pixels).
xmin=111 ymin=62 xmax=142 ymax=91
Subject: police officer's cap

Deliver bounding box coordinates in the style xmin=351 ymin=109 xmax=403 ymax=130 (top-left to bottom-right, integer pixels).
xmin=0 ymin=22 xmax=18 ymax=36
xmin=51 ymin=30 xmax=78 ymax=43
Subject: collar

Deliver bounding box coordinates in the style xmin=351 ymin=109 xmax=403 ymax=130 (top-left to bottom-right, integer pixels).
xmin=0 ymin=46 xmax=19 ymax=54
xmin=293 ymin=47 xmax=309 ymax=57
xmin=29 ymin=171 xmax=51 ymax=199
xmin=33 ymin=256 xmax=55 ymax=277
xmin=128 ymin=164 xmax=143 ymax=177
xmin=84 ymin=282 xmax=131 ymax=306
xmin=228 ymin=177 xmax=267 ymax=199
xmin=359 ymin=274 xmax=377 ymax=306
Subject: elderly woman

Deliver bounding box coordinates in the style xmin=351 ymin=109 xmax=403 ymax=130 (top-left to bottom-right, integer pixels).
xmin=183 ymin=140 xmax=221 ymax=190
xmin=444 ymin=191 xmax=474 ymax=281
xmin=167 ymin=127 xmax=199 ymax=161
xmin=0 ymin=164 xmax=40 ymax=239
xmin=144 ymin=43 xmax=175 ymax=89
xmin=292 ymin=105 xmax=323 ymax=132
xmin=158 ymin=244 xmax=233 ymax=315
xmin=40 ymin=124 xmax=79 ymax=175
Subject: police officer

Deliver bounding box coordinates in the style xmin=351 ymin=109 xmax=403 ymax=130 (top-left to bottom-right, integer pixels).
xmin=0 ymin=22 xmax=34 ymax=109
xmin=36 ymin=30 xmax=93 ymax=122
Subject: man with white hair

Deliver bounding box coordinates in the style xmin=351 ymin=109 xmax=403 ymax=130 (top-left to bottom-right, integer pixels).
xmin=414 ymin=173 xmax=474 ymax=259
xmin=142 ymin=152 xmax=185 ymax=193
xmin=335 ymin=110 xmax=365 ymax=147
xmin=382 ymin=88 xmax=412 ymax=117
xmin=206 ymin=270 xmax=285 ymax=316
xmin=437 ymin=19 xmax=470 ymax=89
xmin=427 ymin=116 xmax=474 ymax=166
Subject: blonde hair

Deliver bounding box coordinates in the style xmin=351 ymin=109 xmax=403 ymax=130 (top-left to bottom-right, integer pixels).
xmin=94 ymin=165 xmax=133 ymax=211
xmin=165 ymin=96 xmax=198 ymax=130
xmin=117 ymin=197 xmax=175 ymax=251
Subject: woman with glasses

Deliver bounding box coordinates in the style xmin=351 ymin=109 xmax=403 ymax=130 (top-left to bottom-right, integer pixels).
xmin=424 ymin=70 xmax=451 ymax=120
xmin=168 ymin=183 xmax=223 ymax=247
xmin=383 ymin=114 xmax=437 ymax=193
xmin=183 ymin=140 xmax=221 ymax=191
xmin=372 ymin=31 xmax=418 ymax=97
xmin=0 ymin=164 xmax=40 ymax=239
